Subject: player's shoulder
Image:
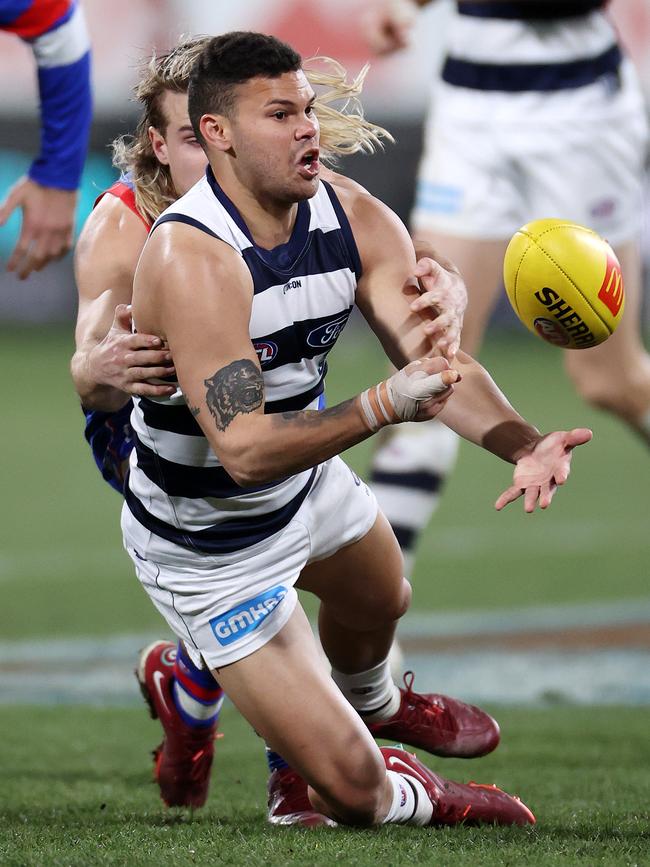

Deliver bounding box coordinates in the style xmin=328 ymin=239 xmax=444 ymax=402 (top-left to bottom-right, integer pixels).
xmin=76 ymin=189 xmax=149 ymax=277
xmin=323 ymin=169 xmax=406 ymax=248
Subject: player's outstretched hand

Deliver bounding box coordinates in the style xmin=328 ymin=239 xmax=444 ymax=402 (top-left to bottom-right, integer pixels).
xmin=410 ymin=256 xmax=467 ymax=360
xmin=0 ymin=177 xmax=77 ymax=279
xmin=88 ymin=304 xmax=177 ymax=397
xmin=361 ymin=0 xmax=417 ymax=55
xmin=495 ymin=428 xmax=593 ymax=513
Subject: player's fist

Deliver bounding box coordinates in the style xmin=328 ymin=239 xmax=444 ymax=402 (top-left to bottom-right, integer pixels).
xmin=360 ymin=356 xmax=460 ymax=431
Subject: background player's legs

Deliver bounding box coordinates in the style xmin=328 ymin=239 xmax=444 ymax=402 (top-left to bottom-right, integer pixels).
xmin=563 ymin=238 xmax=650 ymax=446
xmin=211 ymin=603 xmax=393 ymax=826
xmin=368 ymin=235 xmax=508 ymax=575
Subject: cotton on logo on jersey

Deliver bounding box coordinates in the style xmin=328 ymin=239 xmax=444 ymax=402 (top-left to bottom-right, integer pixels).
xmin=254 ymin=341 xmax=278 ymax=366
xmin=307 ymin=312 xmax=350 ymax=348
xmin=209 ymin=585 xmax=288 ymax=646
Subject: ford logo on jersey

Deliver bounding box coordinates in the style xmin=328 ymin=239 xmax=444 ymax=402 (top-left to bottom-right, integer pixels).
xmin=209 ymin=585 xmax=288 ymax=646
xmin=307 ymin=313 xmax=350 ymax=348
xmin=254 ymin=340 xmax=278 ymax=365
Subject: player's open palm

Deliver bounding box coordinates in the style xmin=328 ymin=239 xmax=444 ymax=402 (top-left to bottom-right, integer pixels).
xmin=90 ymin=304 xmax=176 ymax=397
xmin=495 ymin=428 xmax=593 ymax=513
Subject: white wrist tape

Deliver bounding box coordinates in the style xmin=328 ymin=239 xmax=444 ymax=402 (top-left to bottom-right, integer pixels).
xmin=359 ymin=363 xmax=449 ymax=431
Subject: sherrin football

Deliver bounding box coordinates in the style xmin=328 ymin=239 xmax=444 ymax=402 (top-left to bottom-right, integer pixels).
xmin=503 ymin=218 xmax=625 ymax=349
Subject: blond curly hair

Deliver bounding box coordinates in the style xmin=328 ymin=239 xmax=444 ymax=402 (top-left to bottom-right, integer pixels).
xmin=112 ymin=37 xmax=392 ymax=225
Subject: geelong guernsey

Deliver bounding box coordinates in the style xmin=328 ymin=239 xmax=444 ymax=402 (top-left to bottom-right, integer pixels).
xmin=124 ymin=167 xmax=361 ymax=555
xmin=445 ymin=2 xmax=619 ymax=94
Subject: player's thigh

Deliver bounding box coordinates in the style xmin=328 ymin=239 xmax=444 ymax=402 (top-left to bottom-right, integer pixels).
xmin=212 ymin=603 xmax=384 ymax=794
xmin=297 ymin=509 xmax=410 ymax=630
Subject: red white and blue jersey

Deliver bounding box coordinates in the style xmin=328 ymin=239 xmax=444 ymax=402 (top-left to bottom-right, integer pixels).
xmin=1 ymin=0 xmax=92 ymax=190
xmin=124 ymin=170 xmax=360 ymax=555
xmin=94 ymin=175 xmax=152 ymax=231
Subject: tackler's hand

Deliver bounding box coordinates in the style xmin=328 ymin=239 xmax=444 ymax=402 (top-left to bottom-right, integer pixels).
xmin=410 ymin=256 xmax=467 ymax=361
xmin=87 ymin=304 xmax=177 ymax=398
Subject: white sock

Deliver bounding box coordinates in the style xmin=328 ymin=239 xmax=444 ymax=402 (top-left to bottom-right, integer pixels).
xmin=383 ymin=770 xmax=433 ymax=826
xmin=331 ymin=659 xmax=401 ymax=720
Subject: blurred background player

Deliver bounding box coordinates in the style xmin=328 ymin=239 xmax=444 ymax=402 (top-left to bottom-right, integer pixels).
xmin=362 ymin=0 xmax=650 ymax=578
xmin=71 ymin=37 xmax=492 ymax=824
xmin=0 ymin=0 xmax=92 ymax=279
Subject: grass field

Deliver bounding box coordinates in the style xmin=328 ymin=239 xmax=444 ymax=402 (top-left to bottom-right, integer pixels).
xmin=1 ymin=704 xmax=648 ymax=866
xmin=1 ymin=325 xmax=649 ymax=865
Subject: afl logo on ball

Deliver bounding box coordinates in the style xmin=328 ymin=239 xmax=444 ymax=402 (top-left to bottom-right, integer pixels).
xmin=598 ymin=251 xmax=624 ymax=317
xmin=533 ymin=317 xmax=570 ymax=347
xmin=254 ymin=341 xmax=278 ymax=365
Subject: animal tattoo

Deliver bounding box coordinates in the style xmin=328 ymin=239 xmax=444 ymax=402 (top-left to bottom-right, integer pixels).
xmin=204 ymin=359 xmax=264 ymax=431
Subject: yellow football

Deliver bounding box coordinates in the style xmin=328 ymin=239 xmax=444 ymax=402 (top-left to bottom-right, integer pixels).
xmin=503 ymin=218 xmax=625 ymax=349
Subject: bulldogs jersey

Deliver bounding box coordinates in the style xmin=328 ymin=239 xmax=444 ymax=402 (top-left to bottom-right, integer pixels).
xmin=1 ymin=0 xmax=91 ymax=190
xmin=124 ymin=168 xmax=361 ymax=556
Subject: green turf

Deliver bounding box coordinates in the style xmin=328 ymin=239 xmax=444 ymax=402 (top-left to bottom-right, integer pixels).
xmin=0 ymin=704 xmax=648 ymax=866
xmin=1 ymin=324 xmax=649 ymax=639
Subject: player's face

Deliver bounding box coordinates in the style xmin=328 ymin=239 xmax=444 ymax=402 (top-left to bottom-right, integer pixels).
xmin=228 ymin=71 xmax=320 ymax=204
xmin=150 ymin=91 xmax=207 ymax=196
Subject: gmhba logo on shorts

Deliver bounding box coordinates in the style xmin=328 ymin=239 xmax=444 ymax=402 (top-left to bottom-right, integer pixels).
xmin=209 ymin=585 xmax=288 ymax=646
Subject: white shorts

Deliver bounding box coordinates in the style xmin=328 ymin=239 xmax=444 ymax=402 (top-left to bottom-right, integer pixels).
xmin=411 ymin=60 xmax=649 ymax=245
xmin=121 ymin=456 xmax=378 ymax=669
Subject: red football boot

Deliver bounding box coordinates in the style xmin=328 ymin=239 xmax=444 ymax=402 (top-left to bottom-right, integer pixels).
xmin=367 ymin=672 xmax=500 ymax=758
xmin=381 ymin=746 xmax=536 ymax=826
xmin=136 ymin=640 xmax=218 ymax=808
xmin=267 ymin=767 xmax=338 ymax=828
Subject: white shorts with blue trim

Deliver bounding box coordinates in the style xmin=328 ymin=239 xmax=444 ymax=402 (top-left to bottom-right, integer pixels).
xmin=411 ymin=62 xmax=648 ymax=245
xmin=121 ymin=456 xmax=378 ymax=669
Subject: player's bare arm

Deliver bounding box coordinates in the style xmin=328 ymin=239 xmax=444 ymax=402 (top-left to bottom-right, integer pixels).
xmin=329 ymin=174 xmax=466 ymax=361
xmin=345 ymin=186 xmax=592 ymax=510
xmin=134 ymin=222 xmax=454 ymax=486
xmin=71 ymin=195 xmax=175 ymax=411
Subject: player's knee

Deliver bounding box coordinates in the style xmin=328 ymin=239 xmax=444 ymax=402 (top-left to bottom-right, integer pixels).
xmin=310 ymin=747 xmax=386 ymax=826
xmin=363 ymin=575 xmax=411 ymax=627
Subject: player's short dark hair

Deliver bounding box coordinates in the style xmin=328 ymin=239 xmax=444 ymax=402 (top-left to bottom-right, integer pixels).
xmin=188 ymin=31 xmax=302 ymax=144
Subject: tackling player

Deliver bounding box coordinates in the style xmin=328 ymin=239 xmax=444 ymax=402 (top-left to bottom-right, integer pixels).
xmin=0 ymin=0 xmax=92 ymax=278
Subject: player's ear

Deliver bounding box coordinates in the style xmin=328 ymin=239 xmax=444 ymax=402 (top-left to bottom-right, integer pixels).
xmin=200 ymin=113 xmax=231 ymax=151
xmin=148 ymin=126 xmax=169 ymax=165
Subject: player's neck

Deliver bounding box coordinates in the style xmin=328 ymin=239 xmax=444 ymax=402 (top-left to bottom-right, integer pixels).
xmin=213 ymin=164 xmax=298 ymax=250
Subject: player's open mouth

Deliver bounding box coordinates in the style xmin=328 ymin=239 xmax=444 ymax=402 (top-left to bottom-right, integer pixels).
xmin=297 ymin=149 xmax=320 ymax=179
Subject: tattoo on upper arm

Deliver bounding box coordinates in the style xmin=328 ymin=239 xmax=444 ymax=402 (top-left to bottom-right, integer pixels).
xmin=204 ymin=359 xmax=264 ymax=431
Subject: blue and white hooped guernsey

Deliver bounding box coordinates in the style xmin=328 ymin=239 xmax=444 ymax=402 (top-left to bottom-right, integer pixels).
xmin=124 ymin=167 xmax=361 ymax=556
xmin=445 ymin=1 xmax=619 ymax=94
